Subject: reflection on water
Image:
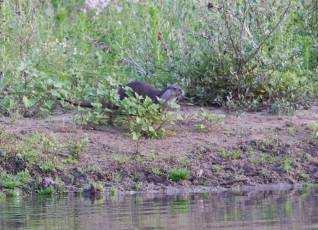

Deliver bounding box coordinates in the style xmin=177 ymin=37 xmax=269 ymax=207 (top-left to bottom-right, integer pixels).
xmin=0 ymin=186 xmax=318 ymax=230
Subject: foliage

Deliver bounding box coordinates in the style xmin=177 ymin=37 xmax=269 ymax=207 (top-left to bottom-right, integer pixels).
xmin=194 ymin=108 xmax=225 ymax=132
xmin=0 ymin=170 xmax=31 ymax=189
xmin=72 ymin=80 xmax=120 ymax=126
xmin=198 ymin=109 xmax=225 ymax=124
xmin=67 ymin=136 xmax=88 ymax=160
xmin=0 ymin=128 xmax=90 ymax=196
xmin=39 ymin=161 xmax=56 ymax=173
xmin=17 ymin=133 xmax=62 ymax=165
xmin=168 ymin=168 xmax=190 ymax=182
xmin=116 ymin=95 xmax=167 ymax=139
xmin=0 ymin=192 xmax=5 ymax=201
xmin=218 ymin=149 xmax=242 ymax=160
xmin=308 ymin=122 xmax=318 ymax=139
xmin=37 ymin=187 xmax=54 ymax=196
xmin=194 ymin=123 xmax=208 ymax=133
xmin=0 ymin=0 xmax=317 ymax=126
xmin=180 ymin=1 xmax=317 ymax=111
xmin=0 ymin=0 xmax=317 ymax=196
xmin=282 ymin=156 xmax=293 ymax=173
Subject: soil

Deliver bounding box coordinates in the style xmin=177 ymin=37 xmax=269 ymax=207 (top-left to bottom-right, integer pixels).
xmin=0 ymin=103 xmax=317 ymax=194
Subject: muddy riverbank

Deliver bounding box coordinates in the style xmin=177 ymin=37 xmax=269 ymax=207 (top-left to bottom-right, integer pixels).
xmin=0 ymin=104 xmax=317 ymax=197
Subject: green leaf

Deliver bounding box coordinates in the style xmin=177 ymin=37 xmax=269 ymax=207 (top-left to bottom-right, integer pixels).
xmin=132 ymin=132 xmax=141 ymax=141
xmin=22 ymin=96 xmax=35 ymax=109
xmin=148 ymin=126 xmax=155 ymax=133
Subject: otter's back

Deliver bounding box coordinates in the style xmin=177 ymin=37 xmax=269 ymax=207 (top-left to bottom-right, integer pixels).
xmin=118 ymin=81 xmax=162 ymax=102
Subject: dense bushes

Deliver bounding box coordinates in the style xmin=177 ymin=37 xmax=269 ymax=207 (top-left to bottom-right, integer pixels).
xmin=0 ymin=0 xmax=317 ymax=120
xmin=181 ymin=1 xmax=317 ymax=111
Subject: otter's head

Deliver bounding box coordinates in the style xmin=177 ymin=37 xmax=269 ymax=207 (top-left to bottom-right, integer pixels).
xmin=160 ymin=83 xmax=185 ymax=104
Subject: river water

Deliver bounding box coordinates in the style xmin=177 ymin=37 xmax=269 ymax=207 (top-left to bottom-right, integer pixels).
xmin=0 ymin=186 xmax=317 ymax=230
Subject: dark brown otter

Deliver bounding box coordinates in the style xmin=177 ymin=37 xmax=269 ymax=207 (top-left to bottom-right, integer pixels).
xmin=62 ymin=81 xmax=184 ymax=109
xmin=118 ymin=81 xmax=184 ymax=104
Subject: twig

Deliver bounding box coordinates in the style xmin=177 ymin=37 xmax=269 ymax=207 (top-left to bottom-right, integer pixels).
xmin=243 ymin=1 xmax=292 ymax=66
xmin=122 ymin=57 xmax=148 ymax=77
xmin=221 ymin=5 xmax=241 ymax=62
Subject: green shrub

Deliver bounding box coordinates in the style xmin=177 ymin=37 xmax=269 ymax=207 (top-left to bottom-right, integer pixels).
xmin=0 ymin=170 xmax=31 ymax=189
xmin=180 ymin=1 xmax=317 ymax=111
xmin=0 ymin=173 xmax=20 ymax=189
xmin=67 ymin=137 xmax=88 ymax=159
xmin=39 ymin=161 xmax=57 ymax=173
xmin=37 ymin=187 xmax=54 ymax=196
xmin=115 ymin=95 xmax=168 ymax=139
xmin=168 ymin=168 xmax=190 ymax=182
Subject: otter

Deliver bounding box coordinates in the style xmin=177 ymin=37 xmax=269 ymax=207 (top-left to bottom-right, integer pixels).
xmin=61 ymin=81 xmax=185 ymax=109
xmin=118 ymin=81 xmax=184 ymax=104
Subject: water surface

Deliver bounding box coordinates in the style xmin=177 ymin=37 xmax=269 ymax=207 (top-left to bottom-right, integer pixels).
xmin=1 ymin=186 xmax=318 ymax=230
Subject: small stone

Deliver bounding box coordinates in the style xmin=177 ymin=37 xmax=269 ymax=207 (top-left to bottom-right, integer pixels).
xmin=180 ymin=180 xmax=191 ymax=187
xmin=197 ymin=169 xmax=204 ymax=178
xmin=42 ymin=177 xmax=55 ymax=188
xmin=310 ymin=157 xmax=318 ymax=166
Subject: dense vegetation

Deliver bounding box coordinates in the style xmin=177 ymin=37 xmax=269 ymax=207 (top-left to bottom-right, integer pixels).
xmin=0 ymin=0 xmax=317 ymax=119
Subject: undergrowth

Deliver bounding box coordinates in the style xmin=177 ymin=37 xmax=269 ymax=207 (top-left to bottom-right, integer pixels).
xmin=0 ymin=0 xmax=317 ymax=138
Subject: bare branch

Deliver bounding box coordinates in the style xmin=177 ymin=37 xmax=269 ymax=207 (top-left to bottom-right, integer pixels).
xmin=222 ymin=7 xmax=241 ymax=62
xmin=243 ymin=0 xmax=292 ymax=66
